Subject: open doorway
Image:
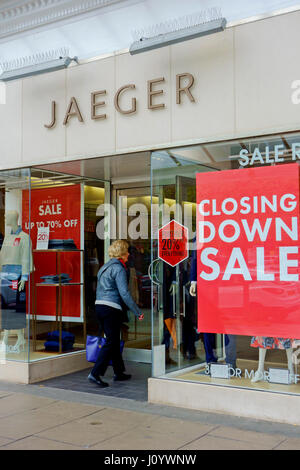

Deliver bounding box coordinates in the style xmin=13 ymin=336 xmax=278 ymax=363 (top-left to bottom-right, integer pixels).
xmin=34 ymin=151 xmax=152 ymax=364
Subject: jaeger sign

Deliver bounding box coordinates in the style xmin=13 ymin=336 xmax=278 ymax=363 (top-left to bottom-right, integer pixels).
xmin=44 ymin=73 xmax=195 ymax=128
xmin=196 ymin=163 xmax=300 ymax=338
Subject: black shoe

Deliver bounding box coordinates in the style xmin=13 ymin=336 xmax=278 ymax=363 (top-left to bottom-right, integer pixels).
xmin=113 ymin=373 xmax=131 ymax=381
xmin=88 ymin=373 xmax=109 ymax=387
xmin=166 ymin=357 xmax=177 ymax=365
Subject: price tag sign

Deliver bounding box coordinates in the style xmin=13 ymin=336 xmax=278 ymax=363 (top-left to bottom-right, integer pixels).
xmin=268 ymin=368 xmax=290 ymax=385
xmin=210 ymin=363 xmax=231 ymax=379
xmin=158 ymin=220 xmax=189 ymax=267
xmin=36 ymin=226 xmax=50 ymax=250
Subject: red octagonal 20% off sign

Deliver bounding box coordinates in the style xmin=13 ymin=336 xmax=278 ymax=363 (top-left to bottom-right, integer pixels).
xmin=158 ymin=220 xmax=189 ymax=267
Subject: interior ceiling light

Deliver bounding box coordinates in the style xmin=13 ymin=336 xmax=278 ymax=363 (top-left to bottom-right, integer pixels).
xmin=0 ymin=47 xmax=78 ymax=82
xmin=130 ymin=8 xmax=226 ymax=55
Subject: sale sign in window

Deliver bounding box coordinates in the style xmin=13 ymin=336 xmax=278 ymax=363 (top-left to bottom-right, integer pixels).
xmin=196 ymin=163 xmax=300 ymax=338
xmin=22 ymin=184 xmax=83 ymax=322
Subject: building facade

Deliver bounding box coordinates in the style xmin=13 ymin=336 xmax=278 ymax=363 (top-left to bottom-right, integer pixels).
xmin=1 ymin=7 xmax=300 ymax=424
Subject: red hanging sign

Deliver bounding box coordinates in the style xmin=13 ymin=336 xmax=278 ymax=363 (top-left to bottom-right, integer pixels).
xmin=22 ymin=184 xmax=83 ymax=322
xmin=158 ymin=220 xmax=189 ymax=267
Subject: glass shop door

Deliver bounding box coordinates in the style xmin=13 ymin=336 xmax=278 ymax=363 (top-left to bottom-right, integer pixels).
xmin=150 ymin=151 xmax=224 ymax=376
xmin=114 ymin=186 xmax=152 ymax=363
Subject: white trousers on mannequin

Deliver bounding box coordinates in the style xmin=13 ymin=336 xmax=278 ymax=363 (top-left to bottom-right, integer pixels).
xmin=0 ymin=329 xmax=25 ymax=353
xmin=252 ymin=347 xmax=294 ymax=383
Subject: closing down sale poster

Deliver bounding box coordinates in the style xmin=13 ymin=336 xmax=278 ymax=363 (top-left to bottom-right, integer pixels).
xmin=196 ymin=163 xmax=300 ymax=338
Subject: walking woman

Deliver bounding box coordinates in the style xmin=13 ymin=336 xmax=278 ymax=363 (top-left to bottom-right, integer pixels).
xmin=88 ymin=240 xmax=144 ymax=387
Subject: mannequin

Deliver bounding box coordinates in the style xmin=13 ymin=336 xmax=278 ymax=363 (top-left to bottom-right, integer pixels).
xmin=251 ymin=337 xmax=295 ymax=383
xmin=0 ymin=211 xmax=33 ymax=353
xmin=189 ymin=253 xmax=237 ymax=368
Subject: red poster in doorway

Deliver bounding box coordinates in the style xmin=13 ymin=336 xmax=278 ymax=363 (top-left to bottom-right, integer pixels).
xmin=196 ymin=163 xmax=300 ymax=338
xmin=22 ymin=184 xmax=83 ymax=322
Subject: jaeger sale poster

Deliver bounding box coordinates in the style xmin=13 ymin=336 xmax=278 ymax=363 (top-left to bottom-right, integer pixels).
xmin=196 ymin=164 xmax=300 ymax=338
xmin=22 ymin=184 xmax=83 ymax=322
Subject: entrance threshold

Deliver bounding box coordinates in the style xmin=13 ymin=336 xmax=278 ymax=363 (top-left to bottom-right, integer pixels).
xmin=35 ymin=361 xmax=150 ymax=402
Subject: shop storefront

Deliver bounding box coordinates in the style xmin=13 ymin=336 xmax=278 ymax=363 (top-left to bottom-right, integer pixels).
xmin=0 ymin=159 xmax=153 ymax=380
xmin=1 ymin=8 xmax=300 ymax=423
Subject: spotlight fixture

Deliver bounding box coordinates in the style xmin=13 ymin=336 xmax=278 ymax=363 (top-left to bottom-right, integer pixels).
xmin=0 ymin=47 xmax=78 ymax=82
xmin=130 ymin=8 xmax=226 ymax=55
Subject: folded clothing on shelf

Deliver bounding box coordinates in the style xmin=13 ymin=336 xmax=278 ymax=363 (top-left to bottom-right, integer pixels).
xmin=40 ymin=273 xmax=72 ymax=284
xmin=44 ymin=340 xmax=74 ymax=352
xmin=48 ymin=239 xmax=77 ymax=250
xmin=44 ymin=330 xmax=75 ymax=352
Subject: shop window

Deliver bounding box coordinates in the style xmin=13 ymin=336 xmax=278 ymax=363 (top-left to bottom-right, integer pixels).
xmin=151 ymin=132 xmax=300 ymax=394
xmin=0 ymin=168 xmax=105 ymax=364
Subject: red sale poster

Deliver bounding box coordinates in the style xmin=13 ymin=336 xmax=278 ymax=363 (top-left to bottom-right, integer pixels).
xmin=196 ymin=163 xmax=300 ymax=338
xmin=22 ymin=184 xmax=83 ymax=322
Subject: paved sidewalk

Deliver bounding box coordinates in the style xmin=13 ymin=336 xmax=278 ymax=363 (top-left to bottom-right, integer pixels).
xmin=0 ymin=381 xmax=298 ymax=450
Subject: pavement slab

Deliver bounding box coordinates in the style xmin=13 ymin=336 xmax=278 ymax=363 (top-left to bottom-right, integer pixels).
xmin=180 ymin=435 xmax=273 ymax=450
xmin=274 ymin=438 xmax=300 ymax=450
xmin=78 ymin=407 xmax=158 ymax=427
xmin=0 ymin=407 xmax=74 ymax=440
xmin=36 ymin=418 xmax=139 ymax=448
xmin=40 ymin=401 xmax=104 ymax=420
xmin=89 ymin=427 xmax=202 ymax=450
xmin=208 ymin=426 xmax=286 ymax=448
xmin=2 ymin=436 xmax=84 ymax=450
xmin=137 ymin=416 xmax=216 ymax=441
xmin=0 ymin=382 xmax=299 ymax=450
xmin=0 ymin=393 xmax=56 ymax=418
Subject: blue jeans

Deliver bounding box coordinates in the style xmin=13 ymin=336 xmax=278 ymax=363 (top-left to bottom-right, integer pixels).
xmin=204 ymin=333 xmax=237 ymax=368
xmin=225 ymin=334 xmax=237 ymax=369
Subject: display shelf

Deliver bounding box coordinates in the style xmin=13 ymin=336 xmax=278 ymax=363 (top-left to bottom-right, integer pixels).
xmin=32 ymin=249 xmax=85 ymax=353
xmin=35 ymin=283 xmax=83 ymax=287
xmin=33 ymin=249 xmax=82 ymax=252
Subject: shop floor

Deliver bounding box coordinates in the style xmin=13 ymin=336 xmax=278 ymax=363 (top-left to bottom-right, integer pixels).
xmin=35 ymin=361 xmax=151 ymax=401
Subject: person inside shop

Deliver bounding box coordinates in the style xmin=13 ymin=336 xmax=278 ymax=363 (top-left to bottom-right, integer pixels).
xmin=189 ymin=243 xmax=237 ymax=369
xmin=162 ymin=263 xmax=177 ymax=365
xmin=88 ymin=239 xmax=144 ymax=388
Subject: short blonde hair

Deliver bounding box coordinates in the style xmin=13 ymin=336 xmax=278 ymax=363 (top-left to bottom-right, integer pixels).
xmin=108 ymin=240 xmax=129 ymax=259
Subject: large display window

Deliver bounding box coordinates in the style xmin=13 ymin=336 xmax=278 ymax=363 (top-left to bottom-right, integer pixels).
xmin=151 ymin=132 xmax=300 ymax=394
xmin=31 ymin=152 xmax=153 ymax=366
xmin=0 ymin=169 xmax=31 ymax=361
xmin=0 ymin=168 xmax=105 ymax=364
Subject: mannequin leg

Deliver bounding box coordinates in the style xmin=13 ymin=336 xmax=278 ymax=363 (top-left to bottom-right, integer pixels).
xmin=2 ymin=330 xmax=9 ymax=344
xmin=0 ymin=330 xmax=9 ymax=352
xmin=286 ymin=348 xmax=295 ymax=383
xmin=251 ymin=348 xmax=267 ymax=383
xmin=12 ymin=329 xmax=26 ymax=353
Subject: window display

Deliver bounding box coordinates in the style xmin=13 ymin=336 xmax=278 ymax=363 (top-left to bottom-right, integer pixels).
xmin=0 ymin=209 xmax=33 ymax=353
xmin=0 ymin=168 xmax=105 ymax=366
xmin=151 ymin=133 xmax=300 ymax=395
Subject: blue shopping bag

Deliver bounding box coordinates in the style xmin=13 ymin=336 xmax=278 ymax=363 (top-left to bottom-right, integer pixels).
xmin=86 ymin=335 xmax=124 ymax=363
